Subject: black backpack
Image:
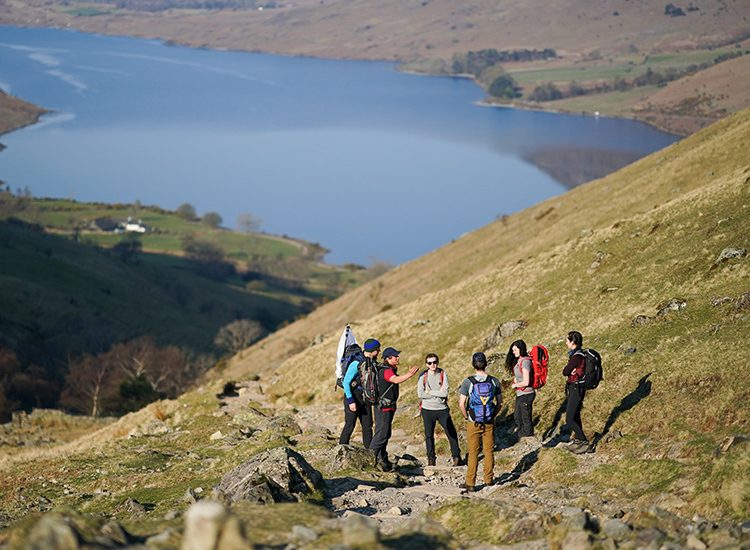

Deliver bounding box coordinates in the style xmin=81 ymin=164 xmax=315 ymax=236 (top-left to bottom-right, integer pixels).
xmin=359 ymin=357 xmax=380 ymax=405
xmin=581 ymin=348 xmax=603 ymax=390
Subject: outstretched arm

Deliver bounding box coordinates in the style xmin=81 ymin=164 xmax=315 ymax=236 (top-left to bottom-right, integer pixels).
xmin=389 ymin=365 xmax=420 ymax=384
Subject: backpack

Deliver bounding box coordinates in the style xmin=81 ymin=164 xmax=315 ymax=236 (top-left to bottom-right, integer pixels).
xmin=580 ymin=348 xmax=603 ymax=390
xmin=467 ymin=376 xmax=499 ymax=423
xmin=336 ymin=343 xmax=364 ymax=389
xmin=359 ymin=357 xmax=380 ymax=405
xmin=529 ymin=344 xmax=549 ymax=390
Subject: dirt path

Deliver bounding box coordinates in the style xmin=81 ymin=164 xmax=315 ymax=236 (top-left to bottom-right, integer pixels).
xmin=221 ymin=378 xmax=617 ymax=538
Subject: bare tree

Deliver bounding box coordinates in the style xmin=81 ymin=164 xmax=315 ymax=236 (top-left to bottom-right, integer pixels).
xmin=236 ymin=212 xmax=263 ymax=233
xmin=61 ymin=353 xmax=122 ymax=417
xmin=214 ymin=319 xmax=264 ymax=356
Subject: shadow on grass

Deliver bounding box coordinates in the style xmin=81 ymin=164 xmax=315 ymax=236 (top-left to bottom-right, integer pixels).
xmin=495 ymin=448 xmax=540 ymax=485
xmin=590 ymin=373 xmax=652 ymax=450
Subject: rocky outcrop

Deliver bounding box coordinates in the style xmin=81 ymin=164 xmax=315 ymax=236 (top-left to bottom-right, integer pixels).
xmin=214 ymin=447 xmax=323 ymax=505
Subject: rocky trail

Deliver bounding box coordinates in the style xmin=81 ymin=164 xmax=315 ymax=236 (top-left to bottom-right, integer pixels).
xmin=214 ymin=379 xmax=750 ymax=549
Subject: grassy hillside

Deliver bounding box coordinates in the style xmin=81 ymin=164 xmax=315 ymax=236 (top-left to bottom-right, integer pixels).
xmin=0 ymin=91 xmax=46 ymax=138
xmin=0 ymin=109 xmax=747 ymax=547
xmin=224 ymin=107 xmax=750 ymax=514
xmin=0 ymin=197 xmax=372 ymax=418
xmin=2 ymin=0 xmax=749 ymax=134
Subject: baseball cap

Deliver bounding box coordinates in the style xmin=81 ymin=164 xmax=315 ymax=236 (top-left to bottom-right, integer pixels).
xmin=382 ymin=347 xmax=401 ymax=360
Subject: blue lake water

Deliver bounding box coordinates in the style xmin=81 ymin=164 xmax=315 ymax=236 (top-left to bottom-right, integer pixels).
xmin=0 ymin=26 xmax=679 ymax=264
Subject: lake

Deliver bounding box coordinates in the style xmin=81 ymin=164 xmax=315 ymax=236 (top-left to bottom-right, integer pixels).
xmin=0 ymin=26 xmax=678 ymax=265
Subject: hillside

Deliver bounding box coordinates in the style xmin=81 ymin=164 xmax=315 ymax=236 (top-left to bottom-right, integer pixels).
xmin=0 ymin=109 xmax=747 ymax=548
xmin=2 ymin=0 xmax=749 ymax=134
xmin=0 ymin=196 xmax=371 ymax=420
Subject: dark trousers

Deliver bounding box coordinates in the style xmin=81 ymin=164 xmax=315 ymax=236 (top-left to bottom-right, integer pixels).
xmin=421 ymin=408 xmax=461 ymax=460
xmin=565 ymin=383 xmax=587 ymax=442
xmin=514 ymin=392 xmax=535 ymax=437
xmin=339 ymin=397 xmax=373 ymax=448
xmin=369 ymin=407 xmax=395 ymax=463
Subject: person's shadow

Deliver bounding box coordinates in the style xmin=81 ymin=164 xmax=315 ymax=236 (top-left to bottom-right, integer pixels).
xmin=542 ymin=373 xmax=653 ymax=448
xmin=589 ymin=373 xmax=652 ymax=450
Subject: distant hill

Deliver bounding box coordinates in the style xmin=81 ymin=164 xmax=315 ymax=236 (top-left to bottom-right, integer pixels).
xmin=2 ymin=0 xmax=749 ymax=134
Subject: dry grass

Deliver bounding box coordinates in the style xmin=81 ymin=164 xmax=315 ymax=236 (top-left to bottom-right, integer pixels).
xmin=221 ymin=108 xmax=750 ymax=517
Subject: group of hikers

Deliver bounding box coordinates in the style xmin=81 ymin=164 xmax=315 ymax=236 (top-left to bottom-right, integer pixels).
xmin=336 ymin=329 xmax=602 ymax=492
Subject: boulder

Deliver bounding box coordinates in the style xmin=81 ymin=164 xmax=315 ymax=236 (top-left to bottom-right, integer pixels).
xmin=484 ymin=320 xmax=527 ymax=348
xmin=341 ymin=513 xmax=379 ymax=547
xmin=562 ymin=530 xmax=591 ymax=550
xmin=505 ymin=515 xmax=546 ymax=542
xmin=26 ymin=515 xmax=80 ymax=550
xmin=712 ymin=247 xmax=747 ymax=267
xmin=631 ymin=315 xmax=651 ymax=327
xmin=602 ymin=518 xmax=631 ymax=540
xmin=214 ymin=447 xmax=323 ymax=504
xmin=182 ymin=501 xmax=251 ymax=550
xmin=331 ymin=444 xmax=376 ymax=472
xmin=257 ymin=415 xmax=302 ymax=437
xmin=291 ymin=525 xmax=318 ymax=543
xmin=656 ymin=298 xmax=686 ymax=317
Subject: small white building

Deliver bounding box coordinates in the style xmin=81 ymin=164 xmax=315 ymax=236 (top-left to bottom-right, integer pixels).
xmin=124 ymin=217 xmax=147 ymax=233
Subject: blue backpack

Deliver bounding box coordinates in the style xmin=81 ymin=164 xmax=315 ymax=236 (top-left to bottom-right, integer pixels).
xmin=468 ymin=376 xmax=499 ymax=423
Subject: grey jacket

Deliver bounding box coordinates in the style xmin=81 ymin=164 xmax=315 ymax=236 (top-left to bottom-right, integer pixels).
xmin=416 ymin=368 xmax=450 ymax=411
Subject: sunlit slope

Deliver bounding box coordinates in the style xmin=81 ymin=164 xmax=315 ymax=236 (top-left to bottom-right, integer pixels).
xmin=218 ymin=109 xmax=750 ymax=515
xmin=223 ymin=107 xmax=750 ymax=401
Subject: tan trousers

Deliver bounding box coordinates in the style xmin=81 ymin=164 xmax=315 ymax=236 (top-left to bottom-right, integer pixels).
xmin=465 ymin=421 xmax=494 ymax=487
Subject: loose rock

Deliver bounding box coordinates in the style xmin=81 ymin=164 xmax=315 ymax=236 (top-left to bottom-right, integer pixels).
xmin=291 ymin=525 xmax=318 ymax=543
xmin=685 ymin=533 xmax=707 ymax=550
xmin=341 ymin=513 xmax=379 ymax=547
xmin=656 ymin=299 xmax=686 ymax=317
xmin=712 ymin=247 xmax=747 ymax=267
xmin=631 ymin=315 xmax=651 ymax=327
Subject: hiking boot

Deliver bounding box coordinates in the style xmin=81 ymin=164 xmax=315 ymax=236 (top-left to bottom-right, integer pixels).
xmin=452 ymin=456 xmax=462 ymax=467
xmin=377 ymin=459 xmax=393 ymax=472
xmin=427 ymin=457 xmax=436 ymax=466
xmin=459 ymin=483 xmax=476 ymax=493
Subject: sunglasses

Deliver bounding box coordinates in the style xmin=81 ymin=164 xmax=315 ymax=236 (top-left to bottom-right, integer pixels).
xmin=426 ymin=360 xmax=438 ymax=365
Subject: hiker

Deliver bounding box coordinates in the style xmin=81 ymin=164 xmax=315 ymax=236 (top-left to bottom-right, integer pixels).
xmin=458 ymin=352 xmax=501 ymax=492
xmin=369 ymin=347 xmax=419 ymax=471
xmin=562 ymin=330 xmax=590 ymax=453
xmin=338 ymin=338 xmax=380 ymax=448
xmin=417 ymin=353 xmax=462 ymax=467
xmin=506 ymin=339 xmax=535 ymax=440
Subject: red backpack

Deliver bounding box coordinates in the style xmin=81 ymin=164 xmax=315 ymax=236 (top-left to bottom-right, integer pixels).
xmin=529 ymin=345 xmax=549 ymax=390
